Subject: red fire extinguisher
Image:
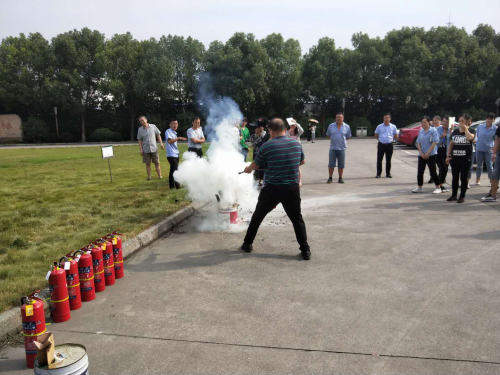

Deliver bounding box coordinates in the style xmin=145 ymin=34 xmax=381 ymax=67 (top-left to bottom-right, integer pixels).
xmin=73 ymin=250 xmax=96 ymax=302
xmin=101 ymin=240 xmax=115 ymax=286
xmin=89 ymin=244 xmax=105 ymax=293
xmin=59 ymin=256 xmax=81 ymax=311
xmin=48 ymin=262 xmax=71 ymax=323
xmin=109 ymin=234 xmax=124 ymax=279
xmin=21 ymin=293 xmax=46 ymax=368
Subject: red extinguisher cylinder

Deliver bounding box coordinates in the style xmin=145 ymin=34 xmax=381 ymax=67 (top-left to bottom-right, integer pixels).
xmin=21 ymin=296 xmax=46 ymax=368
xmin=102 ymin=241 xmax=115 ymax=286
xmin=60 ymin=257 xmax=81 ymax=311
xmin=91 ymin=245 xmax=106 ymax=293
xmin=74 ymin=251 xmax=96 ymax=302
xmin=48 ymin=262 xmax=71 ymax=323
xmin=111 ymin=235 xmax=124 ymax=279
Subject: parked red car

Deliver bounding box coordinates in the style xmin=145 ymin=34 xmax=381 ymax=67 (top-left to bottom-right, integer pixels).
xmin=398 ymin=123 xmax=421 ymax=148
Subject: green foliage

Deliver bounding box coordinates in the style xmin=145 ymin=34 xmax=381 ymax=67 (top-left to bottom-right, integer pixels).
xmin=90 ymin=128 xmax=123 ymax=142
xmin=59 ymin=132 xmax=76 ymax=143
xmin=22 ymin=117 xmax=49 ymax=143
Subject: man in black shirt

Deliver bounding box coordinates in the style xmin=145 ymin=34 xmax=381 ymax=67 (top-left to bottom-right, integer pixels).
xmin=481 ymin=125 xmax=500 ymax=202
xmin=446 ymin=114 xmax=475 ymax=203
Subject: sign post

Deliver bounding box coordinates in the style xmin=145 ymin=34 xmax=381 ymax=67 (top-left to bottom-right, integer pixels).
xmin=101 ymin=145 xmax=114 ymax=183
xmin=54 ymin=107 xmax=59 ymax=138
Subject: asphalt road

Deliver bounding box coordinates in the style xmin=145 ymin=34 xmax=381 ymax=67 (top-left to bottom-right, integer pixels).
xmin=2 ymin=139 xmax=500 ymax=374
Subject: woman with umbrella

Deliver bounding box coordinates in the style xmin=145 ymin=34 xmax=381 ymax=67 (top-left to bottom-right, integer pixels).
xmin=307 ymin=119 xmax=318 ymax=143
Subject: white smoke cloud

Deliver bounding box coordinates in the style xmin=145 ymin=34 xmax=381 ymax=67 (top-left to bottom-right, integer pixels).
xmin=173 ymin=75 xmax=258 ymax=232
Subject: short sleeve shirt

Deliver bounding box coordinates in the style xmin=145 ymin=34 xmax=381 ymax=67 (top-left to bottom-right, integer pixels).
xmin=187 ymin=127 xmax=204 ymax=149
xmin=326 ymin=123 xmax=352 ymax=150
xmin=416 ymin=127 xmax=439 ymax=155
xmin=254 ymin=136 xmax=304 ymax=185
xmin=165 ymin=128 xmax=179 ymax=157
xmin=436 ymin=126 xmax=451 ymax=149
xmin=374 ymin=123 xmax=398 ymax=144
xmin=451 ymin=128 xmax=476 ymax=159
xmin=240 ymin=127 xmax=250 ymax=149
xmin=137 ymin=124 xmax=160 ymax=153
xmin=475 ymin=124 xmax=498 ymax=152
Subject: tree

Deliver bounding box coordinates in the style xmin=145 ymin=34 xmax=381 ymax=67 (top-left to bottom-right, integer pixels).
xmin=160 ymin=35 xmax=205 ymax=110
xmin=205 ymin=33 xmax=268 ymax=118
xmin=102 ymin=33 xmax=174 ymax=140
xmin=302 ymin=37 xmax=344 ymax=125
xmin=0 ymin=33 xmax=54 ymax=118
xmin=51 ymin=28 xmax=106 ymax=142
xmin=260 ymin=34 xmax=302 ymax=117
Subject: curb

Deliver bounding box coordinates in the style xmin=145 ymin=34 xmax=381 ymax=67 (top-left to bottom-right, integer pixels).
xmin=0 ymin=200 xmax=209 ymax=344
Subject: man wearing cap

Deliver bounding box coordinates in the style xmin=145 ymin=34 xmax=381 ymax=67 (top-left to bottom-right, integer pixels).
xmin=374 ymin=113 xmax=398 ymax=178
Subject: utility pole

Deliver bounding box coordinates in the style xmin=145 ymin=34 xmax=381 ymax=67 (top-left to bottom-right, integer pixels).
xmin=54 ymin=107 xmax=59 ymax=139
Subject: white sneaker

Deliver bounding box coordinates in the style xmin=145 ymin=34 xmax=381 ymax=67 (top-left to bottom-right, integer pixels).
xmin=489 ymin=183 xmax=492 ymax=187
xmin=471 ymin=182 xmax=480 ymax=186
xmin=432 ymin=188 xmax=442 ymax=194
xmin=467 ymin=184 xmax=470 ymax=189
xmin=412 ymin=187 xmax=423 ymax=193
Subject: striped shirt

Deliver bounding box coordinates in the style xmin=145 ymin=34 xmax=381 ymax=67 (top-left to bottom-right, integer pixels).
xmin=254 ymin=136 xmax=304 ymax=185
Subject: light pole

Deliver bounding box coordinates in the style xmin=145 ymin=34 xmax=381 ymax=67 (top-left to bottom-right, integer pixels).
xmin=54 ymin=107 xmax=59 ymax=139
xmin=496 ymin=98 xmax=500 ymax=117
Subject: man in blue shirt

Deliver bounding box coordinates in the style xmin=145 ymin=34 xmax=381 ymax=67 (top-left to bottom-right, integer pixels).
xmin=435 ymin=116 xmax=452 ymax=192
xmin=374 ymin=113 xmax=398 ymax=178
xmin=165 ymin=119 xmax=187 ymax=189
xmin=326 ymin=112 xmax=351 ymax=184
xmin=241 ymin=118 xmax=310 ymax=260
xmin=472 ymin=113 xmax=498 ymax=186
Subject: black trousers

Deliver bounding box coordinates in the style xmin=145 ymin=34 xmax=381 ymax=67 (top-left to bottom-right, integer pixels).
xmin=244 ymin=184 xmax=309 ymax=252
xmin=417 ymin=155 xmax=439 ymax=186
xmin=188 ymin=147 xmax=203 ymax=157
xmin=377 ymin=142 xmax=393 ymax=176
xmin=437 ymin=147 xmax=449 ymax=185
xmin=167 ymin=157 xmax=180 ymax=189
xmin=307 ymin=130 xmax=312 ymax=142
xmin=451 ymin=158 xmax=471 ymax=198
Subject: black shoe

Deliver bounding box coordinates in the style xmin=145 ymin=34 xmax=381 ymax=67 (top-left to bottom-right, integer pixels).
xmin=457 ymin=197 xmax=465 ymax=203
xmin=428 ymin=178 xmax=433 ymax=184
xmin=301 ymin=250 xmax=311 ymax=260
xmin=338 ymin=177 xmax=344 ymax=184
xmin=386 ymin=174 xmax=392 ymax=178
xmin=376 ymin=175 xmax=381 ymax=178
xmin=327 ymin=177 xmax=333 ymax=184
xmin=240 ymin=243 xmax=253 ymax=253
xmin=447 ymin=196 xmax=457 ymax=202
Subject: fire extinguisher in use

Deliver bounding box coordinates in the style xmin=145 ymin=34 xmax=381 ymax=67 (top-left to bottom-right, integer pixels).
xmin=48 ymin=262 xmax=71 ymax=323
xmin=21 ymin=293 xmax=46 ymax=368
xmin=73 ymin=250 xmax=96 ymax=302
xmin=59 ymin=256 xmax=82 ymax=310
xmin=101 ymin=239 xmax=115 ymax=286
xmin=89 ymin=244 xmax=105 ymax=293
xmin=108 ymin=233 xmax=124 ymax=279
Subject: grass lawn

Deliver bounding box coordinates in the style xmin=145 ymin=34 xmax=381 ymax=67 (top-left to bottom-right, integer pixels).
xmin=0 ymin=144 xmax=209 ymax=312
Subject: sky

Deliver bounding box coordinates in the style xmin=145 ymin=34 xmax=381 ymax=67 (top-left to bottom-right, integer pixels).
xmin=1 ymin=0 xmax=499 ymax=54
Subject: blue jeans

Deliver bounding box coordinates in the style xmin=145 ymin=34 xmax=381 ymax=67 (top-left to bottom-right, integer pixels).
xmin=329 ymin=149 xmax=346 ymax=169
xmin=476 ymin=150 xmax=494 ymax=180
xmin=468 ymin=151 xmax=475 ymax=179
xmin=241 ymin=147 xmax=249 ymax=162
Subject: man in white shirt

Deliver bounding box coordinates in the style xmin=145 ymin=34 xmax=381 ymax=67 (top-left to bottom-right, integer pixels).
xmin=374 ymin=113 xmax=398 ymax=178
xmin=187 ymin=117 xmax=205 ymax=157
xmin=137 ymin=115 xmax=164 ymax=180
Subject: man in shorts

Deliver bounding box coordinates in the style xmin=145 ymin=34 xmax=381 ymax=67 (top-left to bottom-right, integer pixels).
xmin=137 ymin=115 xmax=164 ymax=180
xmin=326 ymin=112 xmax=351 ymax=184
xmin=481 ymin=124 xmax=500 ymax=202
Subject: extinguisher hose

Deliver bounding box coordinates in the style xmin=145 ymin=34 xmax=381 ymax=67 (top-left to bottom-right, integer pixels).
xmin=20 ymin=296 xmax=30 ymax=305
xmin=72 ymin=250 xmax=85 ymax=258
xmin=59 ymin=256 xmax=69 ymax=268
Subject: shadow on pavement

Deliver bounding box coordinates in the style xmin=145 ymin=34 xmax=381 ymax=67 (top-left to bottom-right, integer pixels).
xmin=127 ymin=249 xmax=301 ymax=273
xmin=449 ymin=231 xmax=500 ymax=241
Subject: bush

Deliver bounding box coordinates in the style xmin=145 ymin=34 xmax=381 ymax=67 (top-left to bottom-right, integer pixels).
xmin=59 ymin=132 xmax=76 ymax=143
xmin=90 ymin=128 xmax=119 ymax=142
xmin=22 ymin=117 xmax=49 ymax=143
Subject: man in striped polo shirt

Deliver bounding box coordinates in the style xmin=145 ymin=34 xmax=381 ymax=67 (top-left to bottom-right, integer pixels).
xmin=241 ymin=118 xmax=311 ymax=260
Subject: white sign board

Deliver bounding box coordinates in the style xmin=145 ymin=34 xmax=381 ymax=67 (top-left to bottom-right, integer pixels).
xmin=101 ymin=145 xmax=114 ymax=159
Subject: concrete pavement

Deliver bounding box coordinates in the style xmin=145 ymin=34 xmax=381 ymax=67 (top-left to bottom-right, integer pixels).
xmin=2 ymin=139 xmax=500 ymax=374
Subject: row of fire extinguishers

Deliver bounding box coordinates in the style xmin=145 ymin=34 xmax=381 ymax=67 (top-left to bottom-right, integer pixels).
xmin=20 ymin=231 xmax=124 ymax=368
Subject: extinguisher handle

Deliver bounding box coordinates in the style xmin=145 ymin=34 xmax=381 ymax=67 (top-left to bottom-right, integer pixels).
xmin=73 ymin=250 xmax=85 ymax=257
xmin=59 ymin=256 xmax=69 ymax=266
xmin=21 ymin=296 xmax=30 ymax=305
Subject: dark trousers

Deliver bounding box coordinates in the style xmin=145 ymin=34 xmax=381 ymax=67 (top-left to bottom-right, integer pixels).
xmin=437 ymin=147 xmax=449 ymax=185
xmin=188 ymin=147 xmax=203 ymax=157
xmin=307 ymin=130 xmax=312 ymax=142
xmin=451 ymin=158 xmax=471 ymax=198
xmin=377 ymin=142 xmax=393 ymax=176
xmin=244 ymin=184 xmax=309 ymax=252
xmin=417 ymin=155 xmax=439 ymax=186
xmin=167 ymin=157 xmax=180 ymax=189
